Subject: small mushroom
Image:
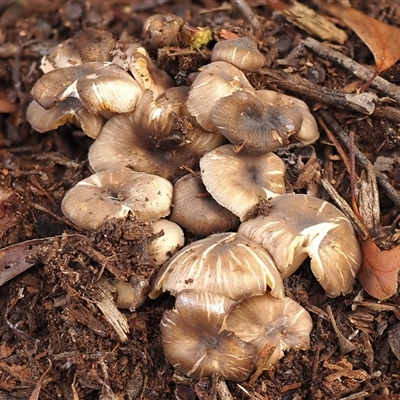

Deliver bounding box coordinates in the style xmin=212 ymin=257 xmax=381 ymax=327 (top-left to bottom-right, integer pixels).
xmin=200 ymin=144 xmax=286 ymax=221
xmin=150 ymin=232 xmax=284 ymax=301
xmin=169 ymin=173 xmax=240 ymax=237
xmin=148 ymin=219 xmax=185 ymax=266
xmin=160 ymin=290 xmax=257 ymax=382
xmin=40 ymin=38 xmax=82 ymax=73
xmin=112 ymin=42 xmax=173 ymax=98
xmin=256 ymin=90 xmax=319 ymax=145
xmin=211 ymin=37 xmax=266 ymax=72
xmin=61 ymin=167 xmax=173 ymax=230
xmin=143 ymin=13 xmax=184 ymax=48
xmin=226 ymin=292 xmax=313 ymax=369
xmin=238 ymin=193 xmax=362 ymax=297
xmin=186 ymin=61 xmax=256 ymax=132
xmin=212 ymin=90 xmax=304 ymax=154
xmin=72 ymin=28 xmax=115 ymax=62
xmin=26 ymin=98 xmax=106 ymax=139
xmin=31 ymin=61 xmax=142 ymax=114
xmin=112 ymin=276 xmax=150 ymax=311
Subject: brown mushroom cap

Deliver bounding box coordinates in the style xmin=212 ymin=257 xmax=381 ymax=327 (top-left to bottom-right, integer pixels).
xmin=256 ymin=90 xmax=319 ymax=145
xmin=186 ymin=61 xmax=256 ymax=132
xmin=211 ymin=37 xmax=266 ymax=72
xmin=72 ymin=28 xmax=115 ymax=62
xmin=238 ymin=193 xmax=362 ymax=297
xmin=169 ymin=173 xmax=240 ymax=237
xmin=26 ymin=98 xmax=106 ymax=139
xmin=61 ymin=167 xmax=173 ymax=230
xmin=226 ymin=292 xmax=313 ymax=369
xmin=143 ymin=13 xmax=183 ymax=48
xmin=212 ymin=90 xmax=304 ymax=154
xmin=150 ymin=232 xmax=284 ymax=301
xmin=161 ymin=290 xmax=257 ymax=382
xmin=31 ymin=61 xmax=142 ymax=114
xmin=200 ymin=144 xmax=286 ymax=221
xmin=88 ymin=89 xmax=211 ymax=181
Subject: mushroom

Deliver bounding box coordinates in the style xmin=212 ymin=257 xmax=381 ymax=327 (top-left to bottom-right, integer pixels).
xmin=26 ymin=98 xmax=106 ymax=139
xmin=112 ymin=276 xmax=150 ymax=311
xmin=211 ymin=37 xmax=266 ymax=72
xmin=200 ymin=144 xmax=286 ymax=221
xmin=186 ymin=61 xmax=256 ymax=132
xmin=112 ymin=42 xmax=173 ymax=98
xmin=40 ymin=38 xmax=82 ymax=73
xmin=160 ymin=290 xmax=257 ymax=382
xmin=72 ymin=28 xmax=115 ymax=62
xmin=148 ymin=219 xmax=185 ymax=266
xmin=256 ymin=90 xmax=319 ymax=145
xmin=238 ymin=193 xmax=362 ymax=297
xmin=169 ymin=173 xmax=240 ymax=237
xmin=31 ymin=61 xmax=142 ymax=114
xmin=61 ymin=167 xmax=173 ymax=230
xmin=143 ymin=13 xmax=184 ymax=48
xmin=150 ymin=232 xmax=284 ymax=301
xmin=225 ymin=292 xmax=313 ymax=369
xmin=88 ymin=89 xmax=214 ymax=181
xmin=211 ymin=90 xmax=304 ymax=154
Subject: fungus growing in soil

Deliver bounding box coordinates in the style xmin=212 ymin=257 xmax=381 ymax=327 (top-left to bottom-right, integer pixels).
xmin=88 ymin=89 xmax=215 ymax=181
xmin=150 ymin=232 xmax=284 ymax=301
xmin=72 ymin=28 xmax=115 ymax=62
xmin=256 ymin=89 xmax=320 ymax=145
xmin=31 ymin=61 xmax=142 ymax=114
xmin=212 ymin=90 xmax=304 ymax=154
xmin=169 ymin=173 xmax=240 ymax=237
xmin=211 ymin=37 xmax=266 ymax=72
xmin=148 ymin=219 xmax=185 ymax=266
xmin=112 ymin=42 xmax=173 ymax=98
xmin=200 ymin=144 xmax=286 ymax=221
xmin=225 ymin=292 xmax=313 ymax=369
xmin=238 ymin=193 xmax=362 ymax=297
xmin=160 ymin=290 xmax=257 ymax=382
xmin=61 ymin=167 xmax=173 ymax=230
xmin=186 ymin=61 xmax=255 ymax=132
xmin=143 ymin=13 xmax=184 ymax=48
xmin=26 ymin=98 xmax=106 ymax=139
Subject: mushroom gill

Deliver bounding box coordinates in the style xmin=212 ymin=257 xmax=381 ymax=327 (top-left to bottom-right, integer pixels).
xmin=226 ymin=292 xmax=313 ymax=369
xmin=238 ymin=193 xmax=362 ymax=297
xmin=150 ymin=232 xmax=284 ymax=301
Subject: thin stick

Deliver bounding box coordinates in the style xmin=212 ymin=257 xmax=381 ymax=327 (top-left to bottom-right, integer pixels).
xmin=318 ymin=110 xmax=400 ymax=209
xmin=303 ymin=37 xmax=400 ymax=105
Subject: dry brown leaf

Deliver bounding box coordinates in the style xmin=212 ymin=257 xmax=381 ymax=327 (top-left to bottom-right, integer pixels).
xmin=357 ymin=237 xmax=400 ymax=300
xmin=266 ymin=0 xmax=348 ymax=44
xmin=327 ymin=4 xmax=400 ymax=72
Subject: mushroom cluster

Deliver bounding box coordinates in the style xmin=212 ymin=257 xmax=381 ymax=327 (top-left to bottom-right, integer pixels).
xmin=27 ymin=24 xmax=362 ymax=383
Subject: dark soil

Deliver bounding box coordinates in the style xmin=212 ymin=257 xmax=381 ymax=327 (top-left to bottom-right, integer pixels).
xmin=0 ymin=1 xmax=399 ymax=399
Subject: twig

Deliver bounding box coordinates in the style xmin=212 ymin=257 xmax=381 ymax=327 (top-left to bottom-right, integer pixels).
xmin=303 ymin=37 xmax=400 ymax=105
xmin=260 ymin=68 xmax=378 ymax=115
xmin=318 ymin=110 xmax=400 ymax=209
xmin=230 ymin=0 xmax=262 ymax=34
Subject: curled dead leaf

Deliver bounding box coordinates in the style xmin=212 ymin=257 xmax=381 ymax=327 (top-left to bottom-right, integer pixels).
xmin=327 ymin=4 xmax=400 ymax=73
xmin=357 ymin=237 xmax=400 ymax=300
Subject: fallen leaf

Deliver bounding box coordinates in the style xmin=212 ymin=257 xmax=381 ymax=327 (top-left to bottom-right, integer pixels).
xmin=357 ymin=237 xmax=400 ymax=300
xmin=327 ymin=4 xmax=400 ymax=73
xmin=266 ymin=0 xmax=348 ymax=44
